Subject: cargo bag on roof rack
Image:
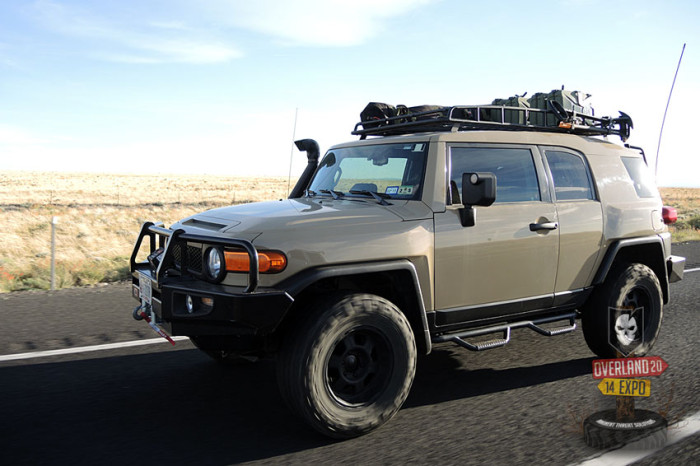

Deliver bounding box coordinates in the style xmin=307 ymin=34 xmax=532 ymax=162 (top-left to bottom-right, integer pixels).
xmin=360 ymin=103 xmax=446 ymax=129
xmin=490 ymin=94 xmax=530 ymax=124
xmin=529 ymin=89 xmax=594 ymax=126
xmin=360 ymin=102 xmax=398 ymax=129
xmin=401 ymin=105 xmax=445 ymax=122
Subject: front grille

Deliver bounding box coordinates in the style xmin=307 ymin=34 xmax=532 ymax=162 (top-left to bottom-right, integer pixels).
xmin=172 ymin=243 xmax=203 ymax=274
xmin=187 ymin=245 xmax=203 ymax=272
xmin=173 ymin=243 xmax=182 ymax=264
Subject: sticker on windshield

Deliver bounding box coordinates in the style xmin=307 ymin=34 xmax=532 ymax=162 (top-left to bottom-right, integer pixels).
xmin=398 ymin=185 xmax=414 ymax=195
xmin=385 ymin=186 xmax=399 ymax=195
xmin=402 ymin=143 xmax=425 ymax=152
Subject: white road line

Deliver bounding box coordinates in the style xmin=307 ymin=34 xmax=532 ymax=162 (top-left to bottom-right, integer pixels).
xmin=0 ymin=336 xmax=190 ymax=362
xmin=573 ymin=410 xmax=700 ymax=466
xmin=684 ymin=267 xmax=700 ymax=273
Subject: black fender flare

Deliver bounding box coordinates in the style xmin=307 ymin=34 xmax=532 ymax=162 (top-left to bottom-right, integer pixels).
xmin=592 ymin=236 xmax=669 ymax=302
xmin=278 ymin=260 xmax=432 ymax=353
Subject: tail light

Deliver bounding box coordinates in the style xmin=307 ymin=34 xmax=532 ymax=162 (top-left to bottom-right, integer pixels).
xmin=662 ymin=206 xmax=678 ymax=224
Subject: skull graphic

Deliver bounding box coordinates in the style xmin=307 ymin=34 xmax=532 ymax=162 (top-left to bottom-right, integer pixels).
xmin=615 ymin=313 xmax=638 ymax=346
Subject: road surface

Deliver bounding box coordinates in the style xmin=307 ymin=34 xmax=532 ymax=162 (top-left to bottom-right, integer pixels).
xmin=1 ymin=243 xmax=698 ymax=465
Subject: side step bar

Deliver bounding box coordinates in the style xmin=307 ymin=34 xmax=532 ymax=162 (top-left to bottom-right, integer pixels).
xmin=432 ymin=312 xmax=577 ymax=352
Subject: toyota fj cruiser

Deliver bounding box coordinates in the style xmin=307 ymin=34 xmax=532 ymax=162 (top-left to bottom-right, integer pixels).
xmin=130 ymin=98 xmax=685 ymax=438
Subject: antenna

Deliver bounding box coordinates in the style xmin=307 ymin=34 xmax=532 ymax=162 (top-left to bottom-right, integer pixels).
xmin=287 ymin=107 xmax=299 ymax=197
xmin=655 ymin=43 xmax=686 ymax=179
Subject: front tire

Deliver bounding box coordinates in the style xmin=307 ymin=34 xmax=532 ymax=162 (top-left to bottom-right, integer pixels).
xmin=277 ymin=293 xmax=416 ymax=439
xmin=582 ymin=263 xmax=663 ymax=358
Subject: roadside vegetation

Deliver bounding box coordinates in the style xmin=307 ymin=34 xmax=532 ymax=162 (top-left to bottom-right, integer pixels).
xmin=0 ymin=172 xmax=697 ymax=292
xmin=659 ymin=187 xmax=700 ymax=243
xmin=0 ymin=171 xmax=289 ymax=292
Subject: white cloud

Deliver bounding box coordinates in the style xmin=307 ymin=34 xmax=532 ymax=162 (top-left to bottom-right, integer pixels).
xmin=103 ymin=36 xmax=241 ymax=64
xmin=29 ymin=0 xmax=438 ymax=64
xmin=201 ymin=0 xmax=438 ymax=46
xmin=31 ymin=0 xmax=242 ymax=64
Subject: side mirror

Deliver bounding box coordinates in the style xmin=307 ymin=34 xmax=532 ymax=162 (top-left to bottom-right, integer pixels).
xmin=460 ymin=172 xmax=496 ymax=227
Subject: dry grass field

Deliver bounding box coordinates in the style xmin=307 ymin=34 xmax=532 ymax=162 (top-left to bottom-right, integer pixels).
xmin=0 ymin=171 xmax=698 ymax=292
xmin=658 ymin=187 xmax=700 ymax=242
xmin=0 ymin=171 xmax=291 ymax=292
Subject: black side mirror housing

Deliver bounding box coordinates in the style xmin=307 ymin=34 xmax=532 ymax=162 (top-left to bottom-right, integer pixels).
xmin=460 ymin=172 xmax=496 ymax=227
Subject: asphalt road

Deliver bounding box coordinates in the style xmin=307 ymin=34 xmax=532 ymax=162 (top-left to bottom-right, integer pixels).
xmin=1 ymin=243 xmax=698 ymax=465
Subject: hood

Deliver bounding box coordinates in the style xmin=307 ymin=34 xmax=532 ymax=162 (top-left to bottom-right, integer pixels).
xmin=172 ymin=198 xmax=433 ymax=238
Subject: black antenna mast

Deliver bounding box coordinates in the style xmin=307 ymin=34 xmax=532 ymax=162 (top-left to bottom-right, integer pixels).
xmin=655 ymin=43 xmax=686 ymax=178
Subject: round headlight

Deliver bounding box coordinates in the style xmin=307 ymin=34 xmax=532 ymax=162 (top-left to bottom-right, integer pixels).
xmin=205 ymin=247 xmax=225 ymax=282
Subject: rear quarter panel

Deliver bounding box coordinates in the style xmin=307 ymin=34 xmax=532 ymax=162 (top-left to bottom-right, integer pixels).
xmin=586 ymin=142 xmax=665 ymax=271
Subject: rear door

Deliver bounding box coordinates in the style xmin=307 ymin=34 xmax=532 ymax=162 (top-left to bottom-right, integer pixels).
xmin=433 ymin=144 xmax=559 ymax=327
xmin=541 ymin=147 xmax=603 ymax=297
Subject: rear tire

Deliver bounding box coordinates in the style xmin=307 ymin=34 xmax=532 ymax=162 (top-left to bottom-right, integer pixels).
xmin=277 ymin=293 xmax=416 ymax=439
xmin=582 ymin=263 xmax=663 ymax=358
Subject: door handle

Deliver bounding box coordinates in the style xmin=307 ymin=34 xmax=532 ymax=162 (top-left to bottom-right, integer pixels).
xmin=529 ymin=222 xmax=558 ymax=232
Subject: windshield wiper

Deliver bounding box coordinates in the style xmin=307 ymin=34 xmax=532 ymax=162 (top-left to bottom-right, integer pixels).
xmin=305 ymin=189 xmax=317 ymax=197
xmin=320 ymin=189 xmax=344 ymax=200
xmin=349 ymin=190 xmax=392 ymax=206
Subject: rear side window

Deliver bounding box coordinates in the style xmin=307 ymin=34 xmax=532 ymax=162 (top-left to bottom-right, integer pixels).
xmin=621 ymin=157 xmax=656 ymax=198
xmin=544 ymin=150 xmax=595 ymax=201
xmin=450 ymin=147 xmax=540 ymax=203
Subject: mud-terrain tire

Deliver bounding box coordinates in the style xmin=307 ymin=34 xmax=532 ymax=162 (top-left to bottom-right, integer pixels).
xmin=190 ymin=336 xmax=258 ymax=366
xmin=582 ymin=263 xmax=663 ymax=358
xmin=276 ymin=293 xmax=416 ymax=439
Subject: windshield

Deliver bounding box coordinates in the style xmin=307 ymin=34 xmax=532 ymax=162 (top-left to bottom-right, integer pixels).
xmin=308 ymin=142 xmax=428 ymax=201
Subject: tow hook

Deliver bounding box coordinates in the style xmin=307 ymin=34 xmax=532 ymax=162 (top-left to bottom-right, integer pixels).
xmin=132 ymin=304 xmax=176 ymax=345
xmin=132 ymin=304 xmax=144 ymax=321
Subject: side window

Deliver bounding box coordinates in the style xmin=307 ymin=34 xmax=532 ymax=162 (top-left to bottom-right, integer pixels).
xmin=544 ymin=150 xmax=594 ymax=201
xmin=621 ymin=157 xmax=656 ymax=198
xmin=450 ymin=147 xmax=540 ymax=204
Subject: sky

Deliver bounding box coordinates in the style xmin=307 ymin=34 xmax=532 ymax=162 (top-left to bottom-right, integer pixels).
xmin=1 ymin=0 xmax=699 ymax=187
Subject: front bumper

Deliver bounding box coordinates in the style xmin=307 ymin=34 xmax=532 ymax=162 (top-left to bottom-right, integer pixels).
xmin=132 ymin=271 xmax=293 ymax=336
xmin=130 ymin=222 xmax=294 ymax=338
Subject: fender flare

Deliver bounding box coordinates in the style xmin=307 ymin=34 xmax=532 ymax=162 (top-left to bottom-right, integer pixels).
xmin=279 ymin=260 xmax=432 ymax=353
xmin=592 ymin=236 xmax=669 ymax=302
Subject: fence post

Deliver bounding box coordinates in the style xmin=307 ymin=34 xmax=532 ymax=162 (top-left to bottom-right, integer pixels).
xmin=51 ymin=216 xmax=58 ymax=291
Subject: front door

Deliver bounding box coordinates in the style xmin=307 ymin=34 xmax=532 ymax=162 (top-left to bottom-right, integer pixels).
xmin=434 ymin=144 xmax=559 ymax=327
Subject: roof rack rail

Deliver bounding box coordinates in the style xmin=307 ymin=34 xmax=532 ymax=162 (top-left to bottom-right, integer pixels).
xmin=352 ymin=103 xmax=633 ymax=142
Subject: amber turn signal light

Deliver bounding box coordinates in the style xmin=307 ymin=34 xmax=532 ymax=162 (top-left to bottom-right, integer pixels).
xmin=224 ymin=250 xmax=287 ymax=273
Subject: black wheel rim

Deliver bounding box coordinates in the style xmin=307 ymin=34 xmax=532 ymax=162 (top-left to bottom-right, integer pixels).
xmin=325 ymin=327 xmax=394 ymax=406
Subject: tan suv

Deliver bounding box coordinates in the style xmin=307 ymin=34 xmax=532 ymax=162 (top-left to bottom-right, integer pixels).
xmin=129 ymin=103 xmax=685 ymax=438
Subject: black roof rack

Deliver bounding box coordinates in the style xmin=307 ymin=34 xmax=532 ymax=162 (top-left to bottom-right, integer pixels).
xmin=352 ymin=103 xmax=633 ymax=142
